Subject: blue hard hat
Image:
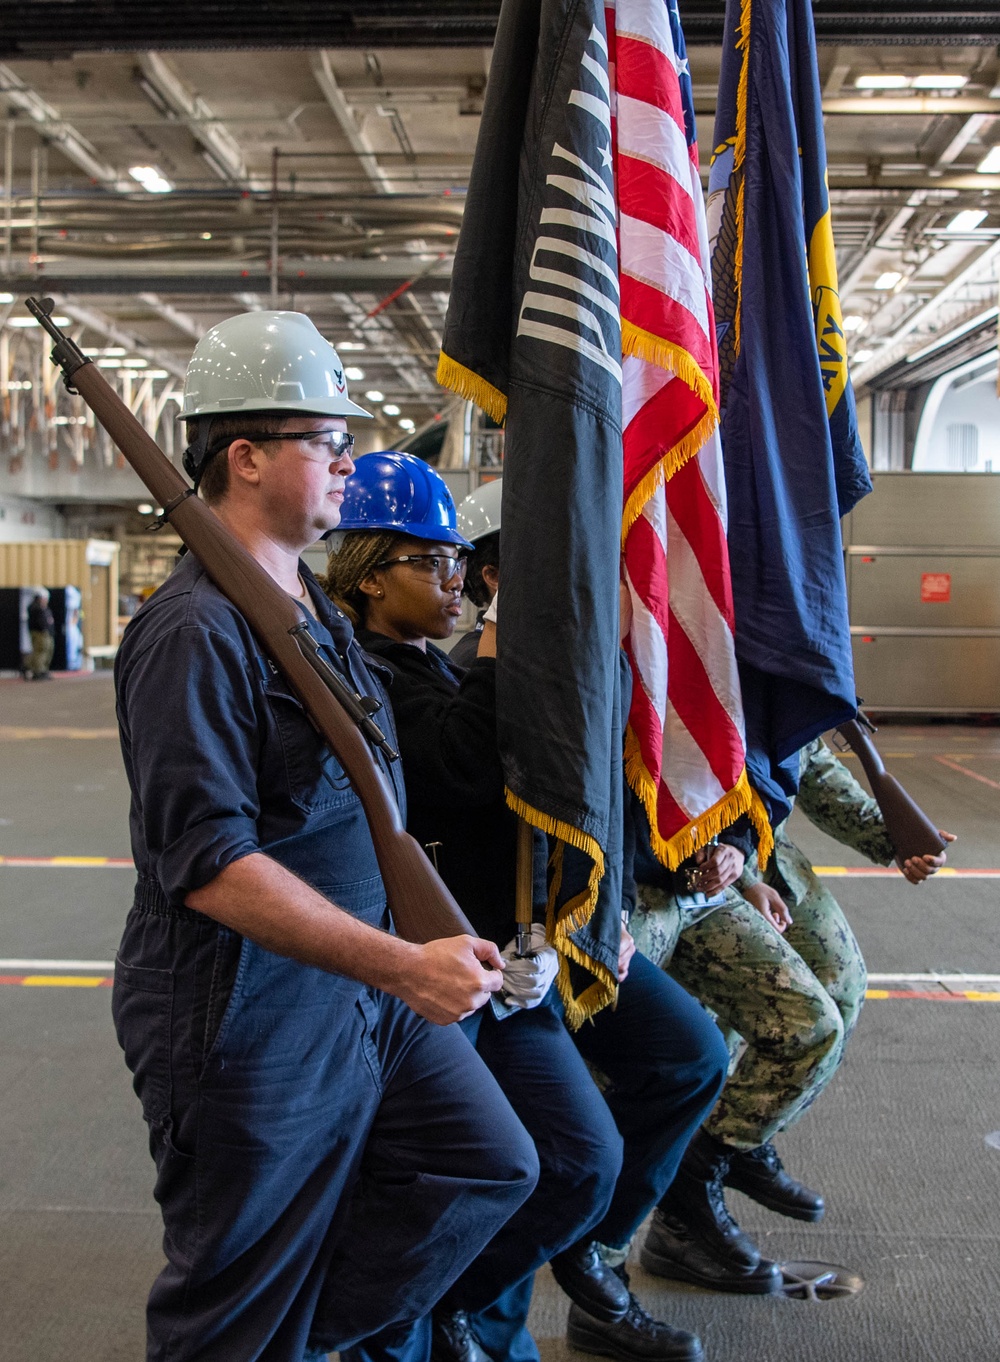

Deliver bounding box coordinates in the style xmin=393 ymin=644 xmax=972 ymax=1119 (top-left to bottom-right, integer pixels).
xmin=339 ymin=451 xmax=473 ymax=548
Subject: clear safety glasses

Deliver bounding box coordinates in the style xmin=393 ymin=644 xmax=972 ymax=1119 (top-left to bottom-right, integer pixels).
xmin=250 ymin=430 xmax=356 ymax=460
xmin=377 ymin=553 xmax=469 ymax=584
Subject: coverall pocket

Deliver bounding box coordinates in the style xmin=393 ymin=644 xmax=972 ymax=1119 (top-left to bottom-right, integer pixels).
xmin=265 ymin=683 xmax=357 ymax=813
xmin=112 ymin=957 xmax=174 ymax=1127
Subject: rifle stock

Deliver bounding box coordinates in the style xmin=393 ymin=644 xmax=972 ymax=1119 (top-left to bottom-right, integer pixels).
xmin=28 ymin=298 xmax=474 ymax=945
xmin=835 ymin=718 xmax=947 ymax=863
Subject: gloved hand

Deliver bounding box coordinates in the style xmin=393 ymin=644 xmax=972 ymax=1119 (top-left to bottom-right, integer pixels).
xmin=498 ymin=923 xmax=559 ymax=1009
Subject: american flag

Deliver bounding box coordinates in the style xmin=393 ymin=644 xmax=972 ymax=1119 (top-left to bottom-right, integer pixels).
xmin=609 ymin=0 xmax=772 ymax=867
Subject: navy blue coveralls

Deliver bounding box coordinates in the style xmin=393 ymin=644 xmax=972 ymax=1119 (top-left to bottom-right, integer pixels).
xmin=344 ymin=634 xmax=729 ymax=1362
xmin=112 ymin=555 xmax=538 ymax=1362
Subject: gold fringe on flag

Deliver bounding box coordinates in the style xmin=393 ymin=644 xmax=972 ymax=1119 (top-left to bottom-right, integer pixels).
xmin=624 ymin=725 xmax=775 ymax=871
xmin=505 ymin=787 xmax=618 ymax=1029
xmin=732 ymin=0 xmax=752 ymax=356
xmin=620 ymin=324 xmax=720 ymax=541
xmin=436 ymin=351 xmax=509 ymax=426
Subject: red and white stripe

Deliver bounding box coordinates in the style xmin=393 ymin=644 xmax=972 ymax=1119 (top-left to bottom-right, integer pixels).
xmin=609 ymin=0 xmax=754 ymax=865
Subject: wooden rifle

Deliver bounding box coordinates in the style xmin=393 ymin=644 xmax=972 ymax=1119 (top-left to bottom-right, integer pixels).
xmin=835 ymin=713 xmax=947 ymax=863
xmin=27 ymin=296 xmax=475 ymax=944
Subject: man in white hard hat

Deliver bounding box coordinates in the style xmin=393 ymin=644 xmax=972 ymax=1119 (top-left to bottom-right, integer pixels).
xmin=112 ymin=312 xmax=538 ymax=1362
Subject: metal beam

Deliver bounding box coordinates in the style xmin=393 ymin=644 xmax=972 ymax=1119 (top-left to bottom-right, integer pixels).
xmin=852 ymin=239 xmax=1000 ymax=387
xmin=45 ymin=297 xmax=188 ymax=378
xmin=0 ymin=64 xmax=129 ymax=189
xmin=136 ymin=52 xmax=261 ymax=189
xmin=310 ymin=52 xmax=393 ymax=195
xmin=136 ymin=292 xmax=206 ymax=342
xmin=0 ymin=256 xmax=454 ymax=293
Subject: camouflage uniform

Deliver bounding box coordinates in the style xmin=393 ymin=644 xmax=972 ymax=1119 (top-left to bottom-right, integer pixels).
xmin=631 ymin=738 xmax=894 ymax=1150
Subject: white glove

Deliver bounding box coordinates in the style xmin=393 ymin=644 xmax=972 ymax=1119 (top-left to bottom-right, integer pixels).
xmin=483 ymin=589 xmax=498 ymax=624
xmin=497 ymin=923 xmax=559 ymax=1009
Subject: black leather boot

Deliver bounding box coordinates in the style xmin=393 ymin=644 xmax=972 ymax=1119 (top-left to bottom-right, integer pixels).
xmin=551 ymin=1240 xmax=630 ymax=1322
xmin=566 ymin=1266 xmax=703 ymax=1362
xmin=723 ymin=1142 xmax=825 ymax=1222
xmin=640 ymin=1207 xmax=781 ymax=1295
xmin=657 ymin=1129 xmax=761 ymax=1268
xmin=431 ymin=1311 xmax=491 ymax=1362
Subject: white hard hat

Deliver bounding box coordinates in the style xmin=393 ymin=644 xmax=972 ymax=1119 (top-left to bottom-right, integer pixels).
xmin=181 ymin=310 xmax=372 ymax=420
xmin=456 ymin=478 xmax=503 ymax=544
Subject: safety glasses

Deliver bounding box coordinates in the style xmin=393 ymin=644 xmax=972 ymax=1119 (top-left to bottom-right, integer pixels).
xmin=250 ymin=430 xmax=356 ymax=459
xmin=376 ymin=553 xmax=469 ymax=584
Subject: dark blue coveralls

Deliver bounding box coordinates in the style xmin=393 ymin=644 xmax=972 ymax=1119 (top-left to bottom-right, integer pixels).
xmin=112 ymin=554 xmax=539 ymax=1362
xmin=342 ymin=636 xmax=729 ymax=1362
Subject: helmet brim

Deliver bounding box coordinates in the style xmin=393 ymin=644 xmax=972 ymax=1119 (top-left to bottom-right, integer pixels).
xmin=339 ymin=519 xmax=474 ymax=550
xmin=179 ymin=396 xmax=373 ymax=421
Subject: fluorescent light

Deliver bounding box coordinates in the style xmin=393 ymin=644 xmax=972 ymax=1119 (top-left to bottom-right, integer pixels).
xmin=398 ymin=418 xmax=416 ymax=431
xmin=945 ymin=209 xmax=989 ymax=232
xmin=977 ymin=147 xmax=1000 ymax=174
xmin=121 ymin=357 xmax=148 ymax=368
xmin=913 ymin=74 xmax=967 ymax=89
xmin=855 ymin=74 xmax=910 ymax=89
xmin=364 ymin=390 xmax=384 ymax=402
xmin=137 ymin=504 xmax=154 ymax=515
xmin=97 ymin=357 xmax=126 ymax=367
xmin=383 ymin=403 xmax=400 ymax=416
xmin=345 ymin=366 xmax=365 ymax=381
xmin=6 ymin=379 xmax=31 ymax=390
xmin=129 ymin=164 xmax=173 ymax=194
xmin=83 ymin=345 xmax=126 ymax=357
xmin=338 ymin=341 xmax=365 ymax=351
xmin=842 ymin=314 xmax=866 ymax=332
xmin=0 ymin=292 xmax=13 ymax=303
xmin=852 ymin=349 xmax=874 ymax=363
xmin=145 ymin=369 xmax=169 ymax=379
xmin=6 ymin=314 xmax=70 ymax=327
xmin=874 ymin=271 xmax=903 ymax=290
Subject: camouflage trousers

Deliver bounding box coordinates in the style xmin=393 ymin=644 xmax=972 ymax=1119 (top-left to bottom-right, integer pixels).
xmin=631 ymin=870 xmax=867 ymax=1150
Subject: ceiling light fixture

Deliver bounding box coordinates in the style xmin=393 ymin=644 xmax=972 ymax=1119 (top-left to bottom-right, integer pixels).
xmin=128 ymin=165 xmax=173 ymax=194
xmin=121 ymin=357 xmax=148 ymax=368
xmin=912 ymin=74 xmax=968 ymax=89
xmin=398 ymin=418 xmax=416 ymax=431
xmin=977 ymin=147 xmax=1000 ymax=174
xmin=874 ymin=271 xmax=903 ymax=290
xmin=0 ymin=292 xmax=13 ymax=303
xmin=383 ymin=403 xmax=401 ymax=416
xmin=345 ymin=366 xmax=364 ymax=381
xmin=338 ymin=341 xmax=365 ymax=351
xmin=7 ymin=314 xmax=70 ymax=327
xmin=137 ymin=504 xmax=154 ymax=515
xmin=852 ymin=348 xmax=874 ymax=363
xmin=364 ymin=390 xmax=384 ymax=402
xmin=842 ymin=314 xmax=866 ymax=332
xmin=945 ymin=209 xmax=989 ymax=232
xmin=855 ymin=74 xmax=910 ymax=89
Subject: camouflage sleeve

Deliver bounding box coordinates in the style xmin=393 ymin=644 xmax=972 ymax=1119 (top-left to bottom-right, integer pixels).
xmin=735 ymin=850 xmax=763 ymax=893
xmin=795 ymin=737 xmax=896 ymax=865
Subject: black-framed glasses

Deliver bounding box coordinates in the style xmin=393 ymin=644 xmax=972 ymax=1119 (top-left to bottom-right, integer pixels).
xmin=249 ymin=430 xmax=356 ymax=459
xmin=377 ymin=553 xmax=469 ymax=584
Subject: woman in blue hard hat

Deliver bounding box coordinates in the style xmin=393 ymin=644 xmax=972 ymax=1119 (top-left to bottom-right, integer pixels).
xmin=325 ymin=452 xmax=727 ymax=1362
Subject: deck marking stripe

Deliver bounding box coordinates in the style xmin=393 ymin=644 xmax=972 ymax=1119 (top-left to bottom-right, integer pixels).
xmin=0 ymin=975 xmax=113 ymax=987
xmin=0 ymin=958 xmax=115 ymax=970
xmin=934 ymin=755 xmax=1000 ymax=791
xmin=866 ymin=989 xmax=1000 ymax=1002
xmin=812 ymin=867 xmax=1000 ymax=878
xmin=0 ymin=856 xmax=134 ymax=867
xmin=868 ymin=973 xmax=1000 ymax=983
xmin=0 ymin=726 xmax=119 ymax=740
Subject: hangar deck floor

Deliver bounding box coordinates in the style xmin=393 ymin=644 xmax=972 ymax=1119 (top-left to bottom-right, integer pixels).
xmin=0 ymin=673 xmax=997 ymax=1362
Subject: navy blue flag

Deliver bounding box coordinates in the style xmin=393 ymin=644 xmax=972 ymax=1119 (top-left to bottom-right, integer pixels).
xmin=707 ymin=0 xmax=872 ymax=819
xmin=438 ymin=0 xmax=624 ymax=1025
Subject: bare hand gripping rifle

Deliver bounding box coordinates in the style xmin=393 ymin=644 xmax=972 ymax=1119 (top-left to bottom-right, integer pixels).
xmin=835 ymin=713 xmax=947 ymax=863
xmin=27 ymin=297 xmax=475 ymax=944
